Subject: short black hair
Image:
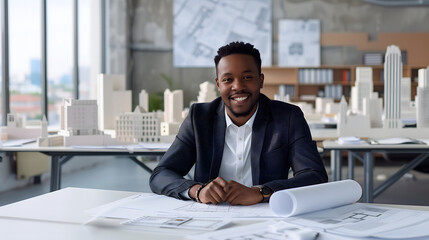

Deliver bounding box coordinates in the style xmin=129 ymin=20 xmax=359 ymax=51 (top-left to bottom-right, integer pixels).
xmin=214 ymin=41 xmax=262 ymax=75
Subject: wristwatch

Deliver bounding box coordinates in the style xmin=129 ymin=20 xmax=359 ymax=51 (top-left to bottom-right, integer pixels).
xmin=253 ymin=185 xmax=273 ymax=203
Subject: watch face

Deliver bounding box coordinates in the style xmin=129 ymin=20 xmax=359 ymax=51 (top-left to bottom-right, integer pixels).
xmin=261 ymin=186 xmax=272 ymax=196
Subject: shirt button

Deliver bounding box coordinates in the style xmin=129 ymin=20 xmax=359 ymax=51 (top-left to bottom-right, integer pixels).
xmin=239 ymin=137 xmax=242 ymax=141
xmin=238 ymin=176 xmax=242 ymax=180
xmin=238 ymin=157 xmax=242 ymax=160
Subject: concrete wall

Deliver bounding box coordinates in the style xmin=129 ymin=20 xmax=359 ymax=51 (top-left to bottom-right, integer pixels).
xmin=108 ymin=0 xmax=429 ymax=108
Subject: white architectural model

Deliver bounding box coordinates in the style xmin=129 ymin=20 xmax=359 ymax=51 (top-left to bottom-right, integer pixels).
xmin=116 ymin=106 xmax=163 ymax=143
xmin=39 ymin=99 xmax=117 ymax=147
xmin=59 ymin=99 xmax=102 ymax=136
xmin=197 ymin=81 xmax=217 ymax=103
xmin=161 ymin=89 xmax=184 ymax=136
xmin=139 ymin=90 xmax=149 ymax=112
xmin=362 ymin=92 xmax=383 ymax=128
xmin=97 ymin=74 xmax=132 ymax=130
xmin=383 ymin=45 xmax=402 ymax=129
xmin=315 ymin=98 xmax=333 ymax=114
xmin=351 ymin=67 xmax=373 ymax=114
xmin=401 ymin=77 xmax=416 ymax=120
xmin=38 ymin=116 xmax=64 ymax=147
xmin=1 ymin=113 xmax=42 ymax=140
xmin=416 ymin=67 xmax=429 ymax=128
xmin=337 ymin=45 xmax=429 ymax=138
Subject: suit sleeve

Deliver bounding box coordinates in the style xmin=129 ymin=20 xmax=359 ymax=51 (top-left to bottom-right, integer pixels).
xmin=264 ymin=107 xmax=328 ymax=192
xmin=149 ymin=104 xmax=201 ymax=199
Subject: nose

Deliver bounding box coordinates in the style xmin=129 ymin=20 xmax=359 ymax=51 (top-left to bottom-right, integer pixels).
xmin=231 ymin=78 xmax=245 ymax=92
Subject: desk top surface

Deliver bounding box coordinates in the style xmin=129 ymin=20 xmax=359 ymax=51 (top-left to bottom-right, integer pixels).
xmin=1 ymin=187 xmax=429 ymax=240
xmin=0 ymin=142 xmax=169 ymax=154
xmin=323 ymin=140 xmax=429 ymax=150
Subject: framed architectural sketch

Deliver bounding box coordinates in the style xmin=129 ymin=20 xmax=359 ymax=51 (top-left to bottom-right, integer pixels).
xmin=173 ymin=0 xmax=272 ymax=67
xmin=278 ymin=19 xmax=320 ymax=67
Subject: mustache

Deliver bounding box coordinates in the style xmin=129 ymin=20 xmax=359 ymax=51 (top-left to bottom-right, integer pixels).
xmin=229 ymin=91 xmax=251 ymax=98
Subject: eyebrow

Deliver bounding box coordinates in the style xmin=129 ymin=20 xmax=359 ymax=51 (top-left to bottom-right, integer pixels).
xmin=220 ymin=70 xmax=255 ymax=76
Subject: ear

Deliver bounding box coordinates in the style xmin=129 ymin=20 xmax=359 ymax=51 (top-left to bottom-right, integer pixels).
xmin=215 ymin=78 xmax=220 ymax=89
xmin=259 ymin=73 xmax=264 ymax=89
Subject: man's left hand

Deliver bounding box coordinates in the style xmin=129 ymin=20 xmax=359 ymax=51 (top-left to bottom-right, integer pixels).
xmin=225 ymin=180 xmax=263 ymax=205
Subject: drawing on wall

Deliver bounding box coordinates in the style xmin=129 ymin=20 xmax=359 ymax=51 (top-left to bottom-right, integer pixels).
xmin=173 ymin=0 xmax=272 ymax=67
xmin=278 ymin=19 xmax=320 ymax=67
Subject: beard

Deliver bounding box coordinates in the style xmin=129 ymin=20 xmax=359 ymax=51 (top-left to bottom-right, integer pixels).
xmin=226 ymin=101 xmax=257 ymax=118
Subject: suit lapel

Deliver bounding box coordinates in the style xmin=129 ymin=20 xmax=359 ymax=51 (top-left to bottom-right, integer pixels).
xmin=209 ymin=102 xmax=226 ymax=180
xmin=251 ymin=95 xmax=270 ymax=185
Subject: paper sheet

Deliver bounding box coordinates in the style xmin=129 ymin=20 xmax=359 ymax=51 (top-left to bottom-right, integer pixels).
xmin=269 ymin=180 xmax=362 ymax=217
xmin=287 ymin=203 xmax=429 ymax=238
xmin=189 ymin=220 xmax=319 ymax=240
xmin=85 ymin=193 xmax=276 ymax=221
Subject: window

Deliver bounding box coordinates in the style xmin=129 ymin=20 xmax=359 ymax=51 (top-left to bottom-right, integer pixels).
xmin=47 ymin=0 xmax=74 ymax=127
xmin=8 ymin=0 xmax=42 ymax=121
xmin=2 ymin=0 xmax=104 ymax=127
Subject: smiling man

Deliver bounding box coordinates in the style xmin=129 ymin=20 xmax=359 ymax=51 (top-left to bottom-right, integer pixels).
xmin=150 ymin=42 xmax=327 ymax=206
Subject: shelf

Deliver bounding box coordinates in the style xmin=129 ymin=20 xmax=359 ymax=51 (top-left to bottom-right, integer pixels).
xmin=261 ymin=65 xmax=424 ymax=101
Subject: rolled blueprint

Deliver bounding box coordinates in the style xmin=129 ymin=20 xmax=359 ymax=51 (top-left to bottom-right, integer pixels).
xmin=269 ymin=179 xmax=362 ymax=217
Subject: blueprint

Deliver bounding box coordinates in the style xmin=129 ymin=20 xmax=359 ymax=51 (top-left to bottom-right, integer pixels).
xmin=278 ymin=19 xmax=320 ymax=67
xmin=173 ymin=0 xmax=272 ymax=67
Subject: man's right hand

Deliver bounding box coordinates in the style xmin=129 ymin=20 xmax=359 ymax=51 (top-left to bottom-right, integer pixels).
xmin=190 ymin=177 xmax=228 ymax=204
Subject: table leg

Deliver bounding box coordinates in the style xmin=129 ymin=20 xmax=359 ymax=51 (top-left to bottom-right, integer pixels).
xmin=50 ymin=156 xmax=61 ymax=192
xmin=374 ymin=153 xmax=429 ymax=198
xmin=330 ymin=150 xmax=342 ymax=181
xmin=363 ymin=152 xmax=374 ymax=203
xmin=128 ymin=156 xmax=153 ymax=174
xmin=347 ymin=151 xmax=355 ymax=179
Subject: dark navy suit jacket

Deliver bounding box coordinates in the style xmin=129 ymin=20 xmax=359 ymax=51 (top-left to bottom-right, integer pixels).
xmin=149 ymin=94 xmax=328 ymax=199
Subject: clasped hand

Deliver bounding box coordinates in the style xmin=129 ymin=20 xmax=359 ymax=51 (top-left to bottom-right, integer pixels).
xmin=191 ymin=177 xmax=263 ymax=206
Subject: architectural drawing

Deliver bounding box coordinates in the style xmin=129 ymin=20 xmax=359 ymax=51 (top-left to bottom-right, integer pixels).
xmin=173 ymin=0 xmax=272 ymax=67
xmin=383 ymin=45 xmax=402 ymax=129
xmin=197 ymin=81 xmax=217 ymax=103
xmin=97 ymin=74 xmax=131 ymax=130
xmin=278 ymin=19 xmax=320 ymax=67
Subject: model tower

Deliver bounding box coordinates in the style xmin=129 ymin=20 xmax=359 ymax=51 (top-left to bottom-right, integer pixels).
xmin=416 ymin=67 xmax=429 ymax=128
xmin=352 ymin=67 xmax=373 ymax=114
xmin=161 ymin=89 xmax=184 ymax=135
xmin=139 ymin=90 xmax=149 ymax=112
xmin=97 ymin=74 xmax=132 ymax=130
xmin=383 ymin=45 xmax=402 ymax=129
xmin=58 ymin=99 xmax=101 ymax=136
xmin=197 ymin=81 xmax=217 ymax=103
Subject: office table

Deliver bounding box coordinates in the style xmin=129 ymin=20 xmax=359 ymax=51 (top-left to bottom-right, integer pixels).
xmin=1 ymin=187 xmax=428 ymax=240
xmin=0 ymin=143 xmax=168 ymax=192
xmin=323 ymin=140 xmax=429 ymax=203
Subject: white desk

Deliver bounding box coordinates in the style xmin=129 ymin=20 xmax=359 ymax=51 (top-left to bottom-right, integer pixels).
xmin=0 ymin=143 xmax=168 ymax=191
xmin=323 ymin=140 xmax=429 ymax=203
xmin=0 ymin=188 xmax=428 ymax=240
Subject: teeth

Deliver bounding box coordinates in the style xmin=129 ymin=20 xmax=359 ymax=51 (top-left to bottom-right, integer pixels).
xmin=234 ymin=96 xmax=248 ymax=101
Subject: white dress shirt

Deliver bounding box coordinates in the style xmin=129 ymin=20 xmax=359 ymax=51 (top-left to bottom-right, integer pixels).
xmin=218 ymin=107 xmax=258 ymax=187
xmin=181 ymin=106 xmax=258 ymax=199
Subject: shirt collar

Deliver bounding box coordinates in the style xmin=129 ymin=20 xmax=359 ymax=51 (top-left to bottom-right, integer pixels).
xmin=224 ymin=104 xmax=259 ymax=129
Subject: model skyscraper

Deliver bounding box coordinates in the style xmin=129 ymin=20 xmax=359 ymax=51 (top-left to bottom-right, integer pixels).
xmin=383 ymin=45 xmax=402 ymax=129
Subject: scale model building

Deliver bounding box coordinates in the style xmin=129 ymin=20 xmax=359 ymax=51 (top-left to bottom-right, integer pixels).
xmin=116 ymin=106 xmax=163 ymax=143
xmin=38 ymin=99 xmax=117 ymax=147
xmin=337 ymin=45 xmax=429 ymax=138
xmin=97 ymin=74 xmax=132 ymax=130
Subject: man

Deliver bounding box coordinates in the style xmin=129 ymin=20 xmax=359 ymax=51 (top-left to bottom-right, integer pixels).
xmin=150 ymin=42 xmax=327 ymax=206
